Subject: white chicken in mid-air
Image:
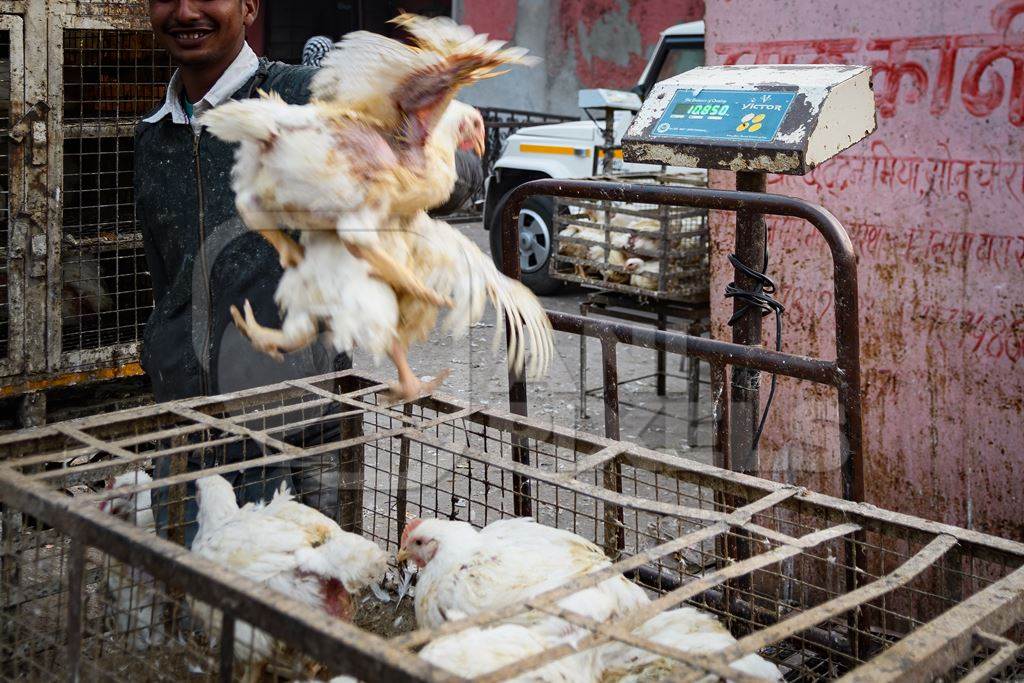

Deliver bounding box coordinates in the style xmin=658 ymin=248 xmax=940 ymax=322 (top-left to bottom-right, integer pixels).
xmin=190 ymin=475 xmax=387 ymax=680
xmin=204 ymin=15 xmax=553 ymax=400
xmin=397 ymin=517 xmax=649 ymax=641
xmin=597 ymin=607 xmax=783 ymax=682
xmin=98 ymin=469 xmax=163 ymax=651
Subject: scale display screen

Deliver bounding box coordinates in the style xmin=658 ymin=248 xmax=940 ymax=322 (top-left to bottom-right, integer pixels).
xmin=653 ymin=89 xmax=796 ymax=143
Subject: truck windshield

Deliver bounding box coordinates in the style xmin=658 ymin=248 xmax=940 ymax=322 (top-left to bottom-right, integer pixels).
xmin=655 ymin=45 xmax=704 ymax=83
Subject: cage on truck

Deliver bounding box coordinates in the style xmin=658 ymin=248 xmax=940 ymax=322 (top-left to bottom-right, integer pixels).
xmin=484 ymin=21 xmax=705 ymax=295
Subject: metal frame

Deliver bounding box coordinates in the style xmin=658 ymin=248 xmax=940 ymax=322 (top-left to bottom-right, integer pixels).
xmin=0 ymin=369 xmax=1022 ymax=681
xmin=500 ymin=178 xmax=864 ymax=506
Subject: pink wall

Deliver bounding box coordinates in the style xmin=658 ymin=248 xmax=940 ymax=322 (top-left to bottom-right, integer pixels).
xmin=457 ymin=0 xmax=704 ymax=113
xmin=555 ymin=0 xmax=705 ymax=88
xmin=705 ymin=0 xmax=1023 ymax=539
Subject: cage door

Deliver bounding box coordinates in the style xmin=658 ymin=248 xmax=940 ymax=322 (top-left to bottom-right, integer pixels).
xmin=48 ymin=12 xmax=174 ymax=373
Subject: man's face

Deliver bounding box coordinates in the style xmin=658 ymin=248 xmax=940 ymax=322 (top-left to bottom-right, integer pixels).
xmin=149 ymin=0 xmax=258 ymax=67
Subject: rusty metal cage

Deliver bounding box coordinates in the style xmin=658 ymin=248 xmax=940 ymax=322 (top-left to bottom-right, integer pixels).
xmin=1 ymin=370 xmax=1022 ymax=682
xmin=551 ymin=173 xmax=709 ymax=303
xmin=0 ymin=1 xmax=172 ymax=406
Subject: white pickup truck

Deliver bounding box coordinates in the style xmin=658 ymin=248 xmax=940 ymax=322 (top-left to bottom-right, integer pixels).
xmin=483 ymin=21 xmax=705 ymax=294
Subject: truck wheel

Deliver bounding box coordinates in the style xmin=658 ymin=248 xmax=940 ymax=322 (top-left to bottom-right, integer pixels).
xmin=489 ymin=194 xmax=563 ymax=296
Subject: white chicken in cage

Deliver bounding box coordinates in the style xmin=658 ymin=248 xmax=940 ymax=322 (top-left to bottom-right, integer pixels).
xmin=98 ymin=469 xmax=164 ymax=651
xmin=596 ymin=607 xmax=783 ymax=682
xmin=190 ymin=475 xmax=387 ymax=680
xmin=397 ymin=517 xmax=649 ymax=640
xmin=624 ymin=257 xmax=661 ymax=291
xmin=419 ymin=616 xmax=597 ymax=682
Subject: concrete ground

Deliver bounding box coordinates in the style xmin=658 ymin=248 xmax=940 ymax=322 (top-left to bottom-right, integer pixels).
xmin=352 ymin=221 xmax=715 ymax=467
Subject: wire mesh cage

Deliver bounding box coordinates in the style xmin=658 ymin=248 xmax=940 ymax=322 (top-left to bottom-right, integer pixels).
xmin=551 ymin=173 xmax=710 ymax=303
xmin=1 ymin=370 xmax=1022 ymax=682
xmin=58 ymin=27 xmax=174 ymax=362
xmin=0 ymin=3 xmax=173 ymax=402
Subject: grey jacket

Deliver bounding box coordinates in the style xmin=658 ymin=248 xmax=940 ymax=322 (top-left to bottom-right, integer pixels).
xmin=135 ymin=57 xmax=482 ymax=403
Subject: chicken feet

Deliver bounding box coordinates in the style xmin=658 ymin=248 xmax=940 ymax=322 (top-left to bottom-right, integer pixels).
xmin=230 ymin=300 xmax=317 ymax=361
xmin=384 ymin=340 xmax=451 ymax=402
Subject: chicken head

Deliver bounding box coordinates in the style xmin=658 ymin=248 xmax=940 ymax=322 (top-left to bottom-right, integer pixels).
xmin=455 ymin=104 xmax=486 ymax=157
xmin=397 ymin=517 xmax=441 ymax=568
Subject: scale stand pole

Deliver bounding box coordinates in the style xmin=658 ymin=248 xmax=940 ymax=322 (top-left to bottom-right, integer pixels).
xmin=602 ymin=107 xmax=615 ymax=174
xmin=729 ymin=170 xmax=767 ymax=475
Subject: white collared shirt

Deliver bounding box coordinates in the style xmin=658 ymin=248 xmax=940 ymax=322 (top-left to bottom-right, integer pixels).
xmin=144 ymin=42 xmax=260 ymax=134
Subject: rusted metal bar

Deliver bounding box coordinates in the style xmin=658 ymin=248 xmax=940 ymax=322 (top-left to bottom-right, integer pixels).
xmin=396 ymin=403 xmax=414 ymax=542
xmin=600 ymin=339 xmax=624 ymax=557
xmin=548 ymin=311 xmax=836 ymax=384
xmin=507 ymin=375 xmax=532 ymax=518
xmin=65 ymin=539 xmax=86 ymax=682
xmin=730 ymin=170 xmax=767 ymax=476
xmin=656 ymin=311 xmax=668 ymax=396
xmin=686 ymin=353 xmax=701 ymax=446
xmin=218 ymin=613 xmax=236 ymax=683
xmin=167 ymin=434 xmax=189 ymax=548
xmin=838 ymin=564 xmax=1024 ymax=683
xmin=566 ymin=446 xmax=622 ymax=479
xmin=496 ymin=183 xmax=533 ymax=515
xmin=711 ymin=362 xmax=729 ymax=470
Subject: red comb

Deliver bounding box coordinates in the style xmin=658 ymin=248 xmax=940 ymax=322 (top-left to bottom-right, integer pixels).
xmin=400 ymin=518 xmax=423 ymax=547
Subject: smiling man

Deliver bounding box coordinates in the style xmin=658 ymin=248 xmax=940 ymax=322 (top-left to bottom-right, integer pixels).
xmin=136 ymin=0 xmax=481 ymax=542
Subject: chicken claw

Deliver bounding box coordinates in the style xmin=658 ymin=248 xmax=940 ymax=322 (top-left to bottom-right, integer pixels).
xmin=383 ymin=368 xmax=452 ymax=404
xmin=231 ymin=300 xmax=317 ymax=360
xmin=384 ymin=340 xmax=451 ymax=403
xmin=231 ymin=300 xmax=285 ymax=360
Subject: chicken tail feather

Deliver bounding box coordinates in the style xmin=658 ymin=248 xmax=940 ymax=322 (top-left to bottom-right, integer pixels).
xmin=414 ymin=217 xmax=554 ymax=381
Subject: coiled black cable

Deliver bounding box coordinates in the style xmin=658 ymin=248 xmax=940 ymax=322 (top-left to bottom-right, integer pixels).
xmin=724 ymin=239 xmax=785 ymax=452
